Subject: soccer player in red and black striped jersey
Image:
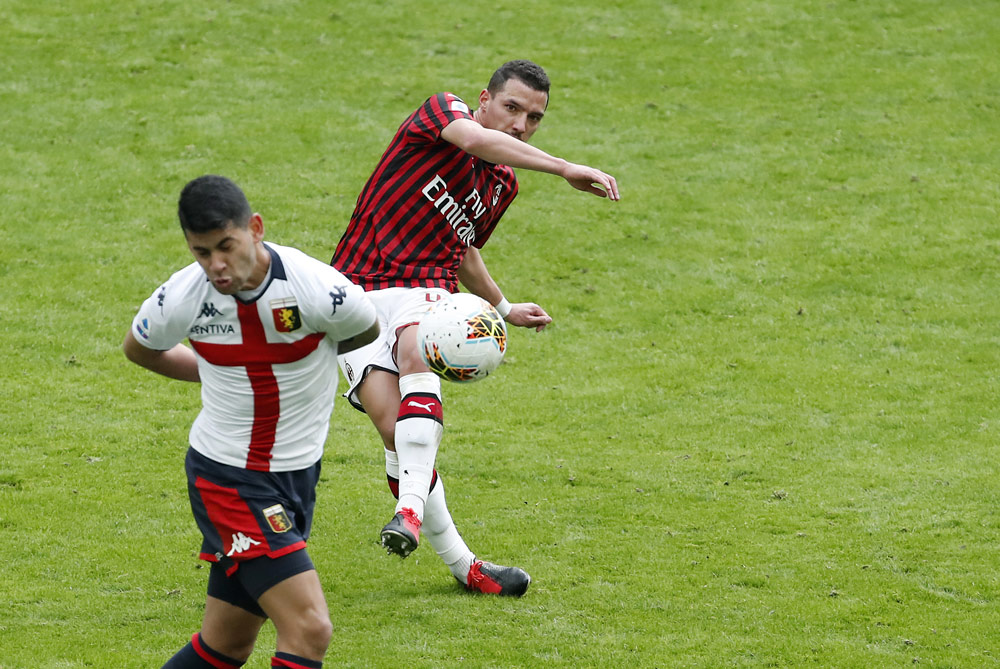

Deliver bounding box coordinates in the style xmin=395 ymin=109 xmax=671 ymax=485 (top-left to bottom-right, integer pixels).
xmin=332 ymin=60 xmax=619 ymax=596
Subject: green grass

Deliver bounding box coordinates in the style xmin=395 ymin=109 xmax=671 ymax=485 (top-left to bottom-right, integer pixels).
xmin=3 ymin=0 xmax=1000 ymax=666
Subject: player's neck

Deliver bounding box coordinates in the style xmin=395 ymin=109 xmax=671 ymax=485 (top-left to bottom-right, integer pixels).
xmin=242 ymin=243 xmax=272 ymax=294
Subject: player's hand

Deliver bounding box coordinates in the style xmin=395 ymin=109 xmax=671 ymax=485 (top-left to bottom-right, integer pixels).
xmin=506 ymin=302 xmax=552 ymax=332
xmin=563 ymin=163 xmax=620 ymax=201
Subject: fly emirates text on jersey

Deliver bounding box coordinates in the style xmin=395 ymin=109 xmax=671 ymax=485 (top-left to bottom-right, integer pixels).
xmin=421 ymin=174 xmax=490 ymax=246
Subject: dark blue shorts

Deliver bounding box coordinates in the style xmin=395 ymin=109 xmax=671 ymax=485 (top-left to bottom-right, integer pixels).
xmin=185 ymin=447 xmax=321 ymax=573
xmin=207 ymin=551 xmax=316 ymax=618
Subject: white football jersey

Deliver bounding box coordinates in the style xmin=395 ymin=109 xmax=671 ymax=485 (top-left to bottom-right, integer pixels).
xmin=131 ymin=243 xmax=376 ymax=472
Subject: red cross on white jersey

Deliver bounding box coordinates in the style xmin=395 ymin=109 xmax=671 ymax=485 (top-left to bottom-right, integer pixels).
xmin=191 ymin=301 xmax=324 ymax=471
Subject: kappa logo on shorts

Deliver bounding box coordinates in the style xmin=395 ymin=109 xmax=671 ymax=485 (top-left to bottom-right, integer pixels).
xmin=263 ymin=504 xmax=292 ymax=534
xmin=227 ymin=532 xmax=262 ymax=556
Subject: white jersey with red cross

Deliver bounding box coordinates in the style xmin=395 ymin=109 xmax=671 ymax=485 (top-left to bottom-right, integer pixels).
xmin=131 ymin=243 xmax=376 ymax=472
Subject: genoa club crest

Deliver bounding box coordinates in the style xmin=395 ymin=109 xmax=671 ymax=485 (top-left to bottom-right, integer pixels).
xmin=270 ymin=297 xmax=302 ymax=332
xmin=262 ymin=504 xmax=292 ymax=533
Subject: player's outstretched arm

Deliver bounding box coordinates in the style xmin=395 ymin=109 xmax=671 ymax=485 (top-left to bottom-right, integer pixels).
xmin=458 ymin=247 xmax=552 ymax=332
xmin=441 ymin=119 xmax=619 ymax=200
xmin=123 ymin=330 xmax=200 ymax=382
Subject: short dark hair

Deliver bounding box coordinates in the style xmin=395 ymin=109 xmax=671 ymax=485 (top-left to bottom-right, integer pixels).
xmin=487 ymin=60 xmax=550 ymax=98
xmin=178 ymin=175 xmax=252 ymax=234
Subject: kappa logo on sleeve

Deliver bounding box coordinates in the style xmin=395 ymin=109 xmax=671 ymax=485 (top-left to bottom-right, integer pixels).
xmin=328 ymin=286 xmax=348 ymax=315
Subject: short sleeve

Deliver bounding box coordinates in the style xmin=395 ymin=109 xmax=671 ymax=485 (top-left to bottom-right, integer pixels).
xmin=290 ymin=251 xmax=377 ymax=343
xmin=130 ymin=269 xmax=200 ymax=351
xmin=405 ymin=92 xmax=476 ymax=144
xmin=314 ymin=278 xmax=376 ymax=344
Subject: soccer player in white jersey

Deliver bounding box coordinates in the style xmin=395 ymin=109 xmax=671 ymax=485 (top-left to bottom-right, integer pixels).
xmin=123 ymin=175 xmax=378 ymax=669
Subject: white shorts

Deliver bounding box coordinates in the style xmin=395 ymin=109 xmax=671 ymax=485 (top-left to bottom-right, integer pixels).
xmin=338 ymin=286 xmax=452 ymax=412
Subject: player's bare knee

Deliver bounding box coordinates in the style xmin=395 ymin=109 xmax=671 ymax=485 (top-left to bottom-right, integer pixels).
xmin=221 ymin=639 xmax=256 ymax=664
xmin=310 ymin=612 xmax=334 ymax=649
xmin=297 ymin=609 xmax=333 ymax=654
xmin=273 ymin=609 xmax=332 ymax=657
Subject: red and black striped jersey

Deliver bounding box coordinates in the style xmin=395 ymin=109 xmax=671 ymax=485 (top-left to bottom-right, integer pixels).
xmin=332 ymin=92 xmax=519 ymax=293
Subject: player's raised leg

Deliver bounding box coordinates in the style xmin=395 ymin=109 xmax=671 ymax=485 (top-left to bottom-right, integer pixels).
xmin=356 ymin=356 xmax=530 ymax=592
xmin=357 ymin=371 xmax=472 ymax=574
xmin=385 ymin=386 xmax=442 ymax=555
xmin=376 ymin=325 xmax=442 ymax=556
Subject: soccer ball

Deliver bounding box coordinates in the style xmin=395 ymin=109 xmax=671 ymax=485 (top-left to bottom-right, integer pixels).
xmin=418 ymin=293 xmax=507 ymax=383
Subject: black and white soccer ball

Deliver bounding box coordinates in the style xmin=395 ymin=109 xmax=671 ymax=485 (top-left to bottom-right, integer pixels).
xmin=418 ymin=293 xmax=507 ymax=383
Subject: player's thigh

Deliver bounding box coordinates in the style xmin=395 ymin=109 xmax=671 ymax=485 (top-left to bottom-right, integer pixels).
xmin=200 ymin=595 xmax=267 ymax=661
xmin=395 ymin=323 xmax=430 ymax=376
xmin=257 ymin=569 xmax=332 ymax=643
xmin=357 ymin=368 xmax=403 ymax=450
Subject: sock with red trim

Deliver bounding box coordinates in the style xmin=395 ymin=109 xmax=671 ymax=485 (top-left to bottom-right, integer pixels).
xmin=384 ymin=447 xmax=438 ymax=500
xmin=385 ymin=447 xmax=474 ymax=583
xmin=271 ymin=651 xmax=323 ymax=668
xmin=162 ymin=632 xmax=245 ymax=668
xmin=422 ymin=472 xmax=476 ymax=583
xmin=385 ymin=447 xmax=400 ymax=498
xmin=394 ymin=372 xmax=443 ymax=520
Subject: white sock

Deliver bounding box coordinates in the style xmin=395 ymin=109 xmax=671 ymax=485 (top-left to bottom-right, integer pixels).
xmin=387 ymin=447 xmax=474 ymax=581
xmin=394 ymin=373 xmax=443 ymax=521
xmin=384 ymin=447 xmax=399 ymax=479
xmin=422 ymin=474 xmax=476 ymax=583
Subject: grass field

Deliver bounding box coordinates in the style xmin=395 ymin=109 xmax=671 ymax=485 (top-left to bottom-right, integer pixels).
xmin=2 ymin=0 xmax=1000 ymax=666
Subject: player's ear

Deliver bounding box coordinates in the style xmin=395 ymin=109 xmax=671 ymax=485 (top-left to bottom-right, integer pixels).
xmin=478 ymin=88 xmax=490 ymax=111
xmin=249 ymin=213 xmax=265 ymax=242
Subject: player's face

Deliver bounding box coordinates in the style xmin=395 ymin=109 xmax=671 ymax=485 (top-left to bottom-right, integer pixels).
xmin=477 ymin=77 xmax=548 ymax=142
xmin=185 ymin=215 xmax=269 ymax=295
